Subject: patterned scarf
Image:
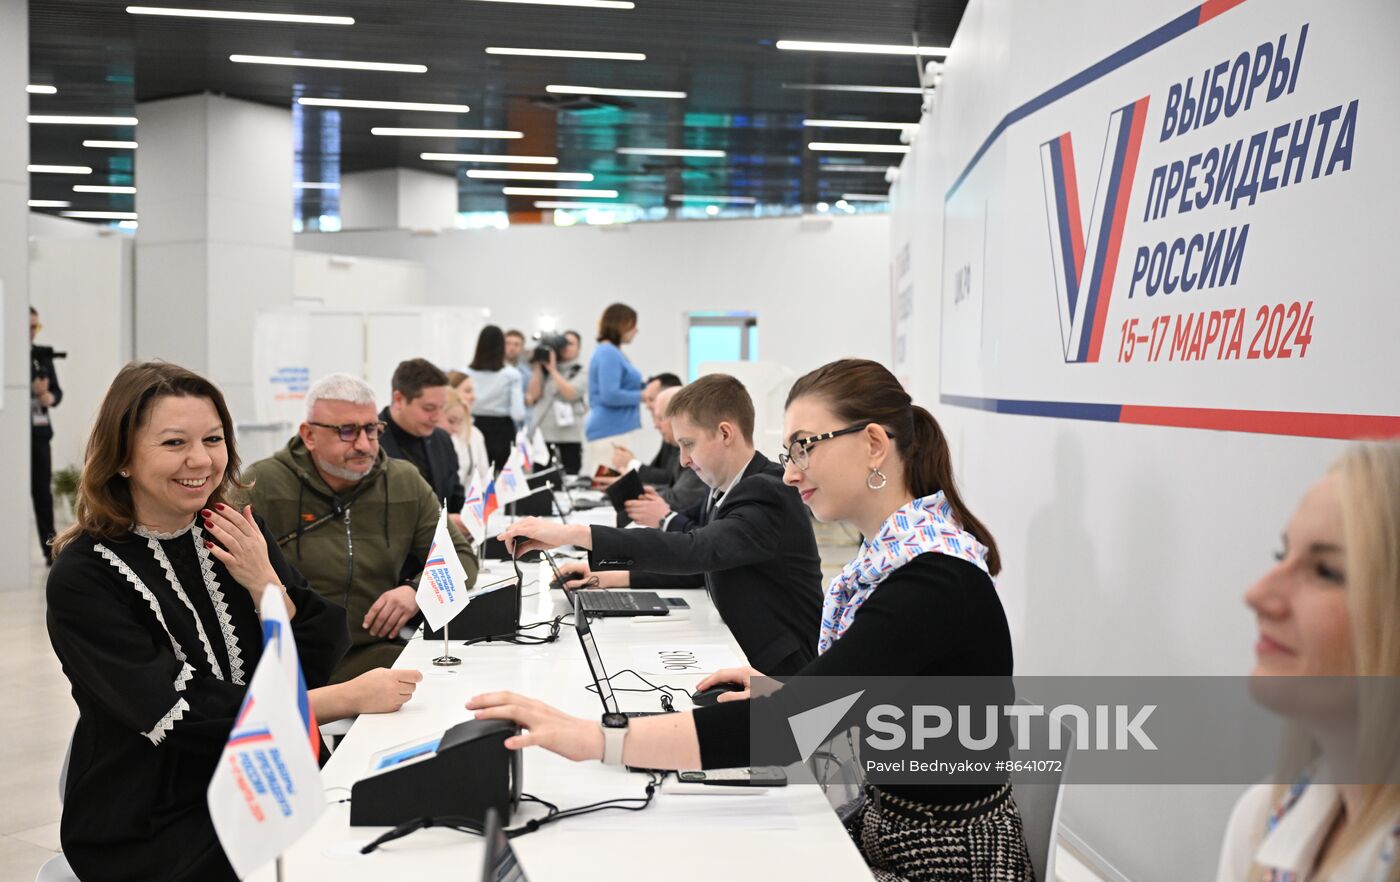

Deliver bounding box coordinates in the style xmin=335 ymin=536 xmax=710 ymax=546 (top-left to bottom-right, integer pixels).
xmin=819 ymin=492 xmax=991 ymax=655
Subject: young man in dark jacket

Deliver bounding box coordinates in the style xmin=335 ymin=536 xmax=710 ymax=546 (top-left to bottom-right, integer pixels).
xmin=379 ymin=358 xmax=467 ymax=518
xmin=501 ymin=374 xmax=824 ymax=676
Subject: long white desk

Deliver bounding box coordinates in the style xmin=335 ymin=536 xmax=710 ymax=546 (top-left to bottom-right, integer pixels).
xmin=255 ymin=528 xmax=873 ymax=881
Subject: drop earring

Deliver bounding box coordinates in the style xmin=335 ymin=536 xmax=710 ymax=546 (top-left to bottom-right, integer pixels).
xmin=866 ymin=467 xmax=887 ymax=491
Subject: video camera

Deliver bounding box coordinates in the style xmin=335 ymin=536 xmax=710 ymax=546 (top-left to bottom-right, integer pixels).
xmin=530 ymin=333 xmax=569 ymax=365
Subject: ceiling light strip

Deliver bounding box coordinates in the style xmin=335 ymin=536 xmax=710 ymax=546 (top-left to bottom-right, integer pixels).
xmin=421 ymin=152 xmax=558 ymax=165
xmin=617 ymin=147 xmax=725 ymax=158
xmin=776 ymin=40 xmax=948 ymax=56
xmin=83 ymin=140 xmax=139 ymax=149
xmin=373 ymin=127 xmax=522 ymax=138
xmin=469 ymin=0 xmax=634 ymax=9
xmin=807 ymin=142 xmax=912 ymax=154
xmin=62 ymin=211 xmax=138 ymax=219
xmin=782 ymin=83 xmax=924 ymax=95
xmin=501 ymin=186 xmax=618 ymax=197
xmin=127 ymin=6 xmax=354 ymax=24
xmin=803 ymin=119 xmax=919 ymax=132
xmin=668 ymin=194 xmax=757 ymax=204
xmin=230 ymin=55 xmax=426 ymax=73
xmin=486 ymin=47 xmax=645 ymax=61
xmin=28 ymin=115 xmax=138 ymax=125
xmin=74 ymin=185 xmax=137 ymax=194
xmin=299 ymin=97 xmax=468 ymax=112
xmin=546 ymin=85 xmax=686 ymax=99
xmin=28 ymin=164 xmax=93 ymax=174
xmin=467 ymin=170 xmax=594 ymax=181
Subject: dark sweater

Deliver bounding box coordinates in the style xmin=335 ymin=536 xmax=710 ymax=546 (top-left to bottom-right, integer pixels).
xmin=692 ymin=552 xmax=1014 ymax=805
xmin=378 ymin=406 xmax=466 ymax=513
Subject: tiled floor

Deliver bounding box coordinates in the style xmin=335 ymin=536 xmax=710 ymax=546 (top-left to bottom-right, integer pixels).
xmin=0 ymin=545 xmax=75 ymax=882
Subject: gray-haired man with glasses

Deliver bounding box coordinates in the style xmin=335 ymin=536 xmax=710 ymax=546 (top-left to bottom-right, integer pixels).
xmin=243 ymin=373 xmax=479 ymax=682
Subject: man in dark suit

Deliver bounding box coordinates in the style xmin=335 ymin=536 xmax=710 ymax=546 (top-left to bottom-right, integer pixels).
xmin=378 ymin=358 xmax=467 ymax=522
xmin=30 ymin=307 xmax=62 ymax=565
xmin=501 ymin=374 xmax=824 ymax=676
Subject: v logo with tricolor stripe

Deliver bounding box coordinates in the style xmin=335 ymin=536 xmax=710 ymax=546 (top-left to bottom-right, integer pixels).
xmin=1039 ymin=96 xmax=1149 ymax=363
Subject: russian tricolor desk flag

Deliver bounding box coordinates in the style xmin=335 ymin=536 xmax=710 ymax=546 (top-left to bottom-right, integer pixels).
xmin=495 ymin=444 xmax=531 ymax=505
xmin=461 ymin=472 xmax=488 ymax=545
xmin=415 ymin=505 xmax=474 ymax=632
xmin=207 ymin=588 xmax=324 ymax=879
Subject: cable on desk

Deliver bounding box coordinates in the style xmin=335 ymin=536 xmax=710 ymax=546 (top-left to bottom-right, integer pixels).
xmin=585 ymin=668 xmax=689 ymax=713
xmin=357 ymin=776 xmax=668 ymax=853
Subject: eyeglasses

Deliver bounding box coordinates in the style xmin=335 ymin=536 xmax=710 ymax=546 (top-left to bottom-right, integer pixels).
xmin=308 ymin=421 xmax=386 ymax=442
xmin=779 ymin=423 xmax=892 ymax=471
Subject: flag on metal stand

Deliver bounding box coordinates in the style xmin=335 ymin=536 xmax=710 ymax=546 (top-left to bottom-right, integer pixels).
xmin=416 ymin=505 xmax=473 ymax=634
xmin=207 ymin=589 xmax=324 ymax=880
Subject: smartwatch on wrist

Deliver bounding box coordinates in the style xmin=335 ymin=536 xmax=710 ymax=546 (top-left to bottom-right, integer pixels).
xmin=600 ymin=712 xmax=629 ymax=765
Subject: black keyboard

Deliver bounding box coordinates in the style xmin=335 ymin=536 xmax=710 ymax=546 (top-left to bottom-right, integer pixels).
xmin=579 ymin=591 xmax=642 ymax=611
xmin=575 ymin=590 xmax=667 ymax=615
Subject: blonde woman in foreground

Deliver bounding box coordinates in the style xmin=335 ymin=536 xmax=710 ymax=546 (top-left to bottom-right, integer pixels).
xmin=1217 ymin=441 xmax=1400 ymax=881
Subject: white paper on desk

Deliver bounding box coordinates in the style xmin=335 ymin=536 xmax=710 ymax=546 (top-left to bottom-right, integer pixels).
xmin=628 ymin=644 xmax=742 ymax=675
xmin=558 ymin=793 xmax=797 ymax=831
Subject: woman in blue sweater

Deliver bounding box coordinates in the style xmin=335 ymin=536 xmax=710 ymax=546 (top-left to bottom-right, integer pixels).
xmin=585 ymin=303 xmax=644 ymax=472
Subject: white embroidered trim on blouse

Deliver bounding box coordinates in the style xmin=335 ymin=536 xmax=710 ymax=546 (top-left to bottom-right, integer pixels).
xmin=146 ymin=536 xmax=226 ymax=682
xmin=96 ymin=544 xmax=198 ymax=746
xmin=132 ymin=520 xmax=196 ymax=541
xmin=191 ymin=524 xmax=245 ymax=686
xmin=143 ymin=698 xmax=189 ymax=746
xmin=95 ymin=543 xmax=189 ymax=669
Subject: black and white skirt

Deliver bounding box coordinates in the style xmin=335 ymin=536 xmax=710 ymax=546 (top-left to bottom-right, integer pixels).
xmin=843 ymin=782 xmax=1036 ymax=882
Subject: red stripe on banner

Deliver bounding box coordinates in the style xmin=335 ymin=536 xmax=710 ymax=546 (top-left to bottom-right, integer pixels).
xmin=1199 ymin=0 xmax=1248 ymax=26
xmin=1086 ymin=96 xmax=1149 ymax=362
xmin=1059 ymin=134 xmax=1085 ymax=280
xmin=1120 ymin=405 xmax=1400 ymax=439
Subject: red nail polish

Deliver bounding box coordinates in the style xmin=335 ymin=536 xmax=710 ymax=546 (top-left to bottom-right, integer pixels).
xmin=204 ymin=541 xmax=213 ymax=549
xmin=215 ymin=503 xmax=225 ymax=511
xmin=200 ymin=509 xmax=211 ymax=517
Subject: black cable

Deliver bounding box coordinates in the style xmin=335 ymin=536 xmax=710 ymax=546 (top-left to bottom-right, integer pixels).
xmin=585 ymin=668 xmax=689 ymax=712
xmin=358 ymin=777 xmax=666 ymax=853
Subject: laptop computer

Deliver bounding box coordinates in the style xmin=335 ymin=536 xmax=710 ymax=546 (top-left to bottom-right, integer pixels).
xmin=574 ymin=614 xmax=666 ymax=719
xmin=542 ymin=551 xmax=671 ymax=617
xmin=479 ymin=808 xmax=529 ymax=882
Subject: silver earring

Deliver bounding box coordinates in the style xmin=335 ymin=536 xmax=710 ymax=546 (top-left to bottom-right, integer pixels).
xmin=866 ymin=467 xmax=887 ymax=491
xmin=119 ymin=470 xmax=130 ymax=478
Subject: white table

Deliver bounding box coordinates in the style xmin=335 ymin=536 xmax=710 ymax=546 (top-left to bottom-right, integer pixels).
xmin=255 ymin=528 xmax=872 ymax=881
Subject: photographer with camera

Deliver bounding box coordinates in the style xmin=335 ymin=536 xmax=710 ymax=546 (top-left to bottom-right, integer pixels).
xmin=30 ymin=306 xmax=63 ymax=566
xmin=526 ymin=330 xmax=587 ymax=475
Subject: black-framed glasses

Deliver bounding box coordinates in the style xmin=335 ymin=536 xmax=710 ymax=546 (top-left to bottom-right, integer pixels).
xmin=308 ymin=421 xmax=386 ymax=442
xmin=779 ymin=423 xmax=892 ymax=471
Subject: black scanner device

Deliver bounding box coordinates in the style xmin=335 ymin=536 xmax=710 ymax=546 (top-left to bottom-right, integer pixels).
xmin=350 ymin=718 xmax=521 ymax=828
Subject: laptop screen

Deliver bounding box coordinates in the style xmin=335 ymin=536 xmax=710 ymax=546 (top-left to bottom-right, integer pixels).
xmin=480 ymin=808 xmax=529 ymax=882
xmin=574 ymin=617 xmax=619 ymax=715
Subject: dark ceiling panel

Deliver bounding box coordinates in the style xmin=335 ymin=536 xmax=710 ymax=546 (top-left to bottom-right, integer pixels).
xmin=28 ymin=0 xmax=964 ymax=221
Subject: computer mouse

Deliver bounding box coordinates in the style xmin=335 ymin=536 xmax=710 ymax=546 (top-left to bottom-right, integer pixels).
xmin=690 ymin=683 xmax=745 ymax=706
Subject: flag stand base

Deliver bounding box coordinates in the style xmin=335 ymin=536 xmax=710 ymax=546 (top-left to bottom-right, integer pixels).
xmin=432 ymin=655 xmax=461 ymax=667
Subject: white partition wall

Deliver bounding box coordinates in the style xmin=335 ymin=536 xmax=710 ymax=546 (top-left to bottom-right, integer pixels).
xmin=893 ymin=0 xmax=1400 ymax=878
xmin=0 ymin=0 xmax=32 ymax=582
xmin=28 ymin=234 xmax=135 ymax=472
xmin=251 ymin=306 xmax=488 ymax=428
xmin=296 ymin=213 xmax=893 ymax=395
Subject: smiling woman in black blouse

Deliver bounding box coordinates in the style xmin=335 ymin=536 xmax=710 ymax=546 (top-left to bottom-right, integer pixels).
xmin=472 ymin=358 xmax=1033 ymax=881
xmin=46 ymin=362 xmax=354 ymax=882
